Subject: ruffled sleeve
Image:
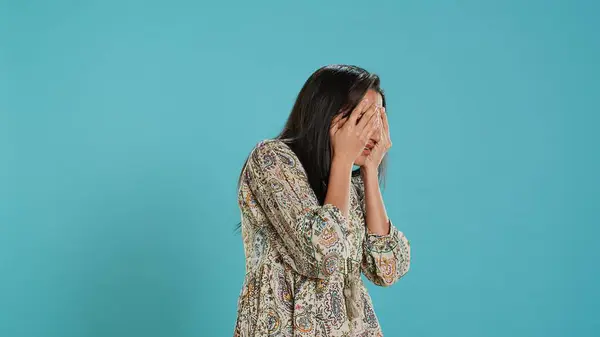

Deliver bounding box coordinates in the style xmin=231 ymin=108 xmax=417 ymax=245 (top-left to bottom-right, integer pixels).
xmin=351 ymin=174 xmax=411 ymax=286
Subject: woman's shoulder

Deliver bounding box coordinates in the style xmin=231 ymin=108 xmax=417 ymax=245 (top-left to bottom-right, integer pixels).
xmin=249 ymin=138 xmax=296 ymax=160
xmin=245 ymin=138 xmax=305 ymax=178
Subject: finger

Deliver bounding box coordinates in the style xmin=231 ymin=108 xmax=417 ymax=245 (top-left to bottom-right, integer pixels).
xmin=364 ymin=122 xmax=380 ymax=146
xmin=337 ymin=115 xmax=349 ymax=129
xmin=381 ymin=107 xmax=392 ymax=144
xmin=361 ymin=109 xmax=382 ymax=139
xmin=330 ymin=114 xmax=347 ymax=134
xmin=348 ymin=98 xmax=373 ymax=125
xmin=356 ymin=104 xmax=377 ymax=130
xmin=381 ymin=107 xmax=390 ymax=133
xmin=331 ymin=114 xmax=341 ymax=129
xmin=331 ymin=113 xmax=344 ymax=128
xmin=357 ymin=104 xmax=380 ymax=132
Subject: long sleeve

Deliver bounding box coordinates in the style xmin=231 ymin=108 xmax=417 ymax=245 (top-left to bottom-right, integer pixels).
xmin=351 ymin=174 xmax=411 ymax=286
xmin=243 ymin=140 xmax=351 ymax=279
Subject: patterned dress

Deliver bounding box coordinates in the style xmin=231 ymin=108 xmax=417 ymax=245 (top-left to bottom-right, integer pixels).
xmin=233 ymin=139 xmax=411 ymax=337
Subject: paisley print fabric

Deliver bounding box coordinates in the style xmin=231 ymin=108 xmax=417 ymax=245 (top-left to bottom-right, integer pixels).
xmin=234 ymin=139 xmax=411 ymax=336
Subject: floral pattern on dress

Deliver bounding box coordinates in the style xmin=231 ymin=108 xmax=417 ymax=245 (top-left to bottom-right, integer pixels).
xmin=233 ymin=139 xmax=411 ymax=336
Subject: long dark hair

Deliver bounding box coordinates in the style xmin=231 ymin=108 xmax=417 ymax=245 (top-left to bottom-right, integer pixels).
xmin=234 ymin=65 xmax=388 ymax=231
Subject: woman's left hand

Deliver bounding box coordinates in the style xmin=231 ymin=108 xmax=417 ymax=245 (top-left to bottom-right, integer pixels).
xmin=363 ymin=106 xmax=392 ymax=172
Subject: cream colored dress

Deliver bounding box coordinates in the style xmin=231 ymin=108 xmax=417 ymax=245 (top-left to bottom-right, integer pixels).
xmin=233 ymin=139 xmax=411 ymax=337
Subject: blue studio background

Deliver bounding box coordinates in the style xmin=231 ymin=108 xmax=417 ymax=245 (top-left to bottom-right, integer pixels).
xmin=1 ymin=1 xmax=599 ymax=336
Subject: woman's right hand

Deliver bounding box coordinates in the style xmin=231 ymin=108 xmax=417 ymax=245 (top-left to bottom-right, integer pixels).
xmin=329 ymin=98 xmax=381 ymax=165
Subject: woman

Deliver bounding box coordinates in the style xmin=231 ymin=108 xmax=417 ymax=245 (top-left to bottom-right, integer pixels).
xmin=233 ymin=65 xmax=411 ymax=336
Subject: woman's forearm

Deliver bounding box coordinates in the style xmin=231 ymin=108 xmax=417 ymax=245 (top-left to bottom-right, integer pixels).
xmin=324 ymin=156 xmax=354 ymax=220
xmin=361 ymin=166 xmax=390 ymax=235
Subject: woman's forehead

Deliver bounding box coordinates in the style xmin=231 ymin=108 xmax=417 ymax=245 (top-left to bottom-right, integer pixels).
xmin=362 ymin=90 xmax=383 ymax=105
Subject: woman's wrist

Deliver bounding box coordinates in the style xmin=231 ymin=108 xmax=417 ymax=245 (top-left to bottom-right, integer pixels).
xmin=332 ymin=154 xmax=356 ymax=170
xmin=326 ymin=155 xmax=354 ymax=219
xmin=360 ymin=164 xmax=379 ymax=178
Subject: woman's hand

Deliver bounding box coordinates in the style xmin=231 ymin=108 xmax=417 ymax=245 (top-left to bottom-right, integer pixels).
xmin=362 ymin=106 xmax=391 ymax=173
xmin=330 ymin=99 xmax=381 ymax=166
